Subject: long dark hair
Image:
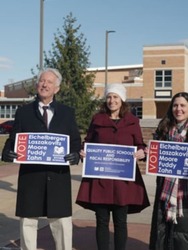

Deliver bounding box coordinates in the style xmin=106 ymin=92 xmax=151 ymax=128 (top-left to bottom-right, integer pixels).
xmin=155 ymin=92 xmax=188 ymax=140
xmin=99 ymin=101 xmax=130 ymax=118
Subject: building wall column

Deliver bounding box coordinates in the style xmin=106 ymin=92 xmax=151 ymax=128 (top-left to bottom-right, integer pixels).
xmin=142 ymin=99 xmax=156 ymax=119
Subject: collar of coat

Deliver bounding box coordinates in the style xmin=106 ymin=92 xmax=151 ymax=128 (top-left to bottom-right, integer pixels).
xmin=92 ymin=112 xmax=138 ymax=127
xmin=35 ymin=95 xmax=57 ymax=109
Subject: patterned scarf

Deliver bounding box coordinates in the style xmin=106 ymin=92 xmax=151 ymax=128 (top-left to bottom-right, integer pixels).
xmin=160 ymin=120 xmax=188 ymax=224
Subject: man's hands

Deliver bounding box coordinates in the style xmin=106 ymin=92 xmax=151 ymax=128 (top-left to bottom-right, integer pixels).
xmin=2 ymin=150 xmax=18 ymax=162
xmin=64 ymin=152 xmax=80 ymax=165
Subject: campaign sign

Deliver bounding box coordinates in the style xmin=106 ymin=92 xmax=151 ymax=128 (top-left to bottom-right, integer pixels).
xmin=146 ymin=140 xmax=188 ymax=179
xmin=82 ymin=143 xmax=137 ymax=181
xmin=14 ymin=133 xmax=70 ymax=165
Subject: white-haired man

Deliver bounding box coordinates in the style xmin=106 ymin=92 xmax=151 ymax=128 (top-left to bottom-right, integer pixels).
xmin=2 ymin=68 xmax=81 ymax=250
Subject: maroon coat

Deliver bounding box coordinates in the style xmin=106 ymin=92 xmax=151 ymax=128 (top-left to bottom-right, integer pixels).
xmin=76 ymin=112 xmax=150 ymax=213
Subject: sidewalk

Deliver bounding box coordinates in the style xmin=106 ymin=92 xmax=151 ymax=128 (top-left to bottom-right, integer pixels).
xmin=0 ymin=163 xmax=156 ymax=250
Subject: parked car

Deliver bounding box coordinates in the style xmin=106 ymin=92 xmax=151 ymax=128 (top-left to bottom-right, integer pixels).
xmin=0 ymin=120 xmax=14 ymax=134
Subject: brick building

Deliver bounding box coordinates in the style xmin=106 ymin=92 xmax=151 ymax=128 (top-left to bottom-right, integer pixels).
xmin=143 ymin=44 xmax=188 ymax=118
xmin=89 ymin=44 xmax=188 ymax=119
xmin=2 ymin=43 xmax=188 ymax=122
xmin=1 ymin=43 xmax=187 ymax=172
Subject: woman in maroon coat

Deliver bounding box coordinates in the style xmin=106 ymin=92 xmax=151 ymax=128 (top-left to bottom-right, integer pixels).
xmin=76 ymin=83 xmax=150 ymax=250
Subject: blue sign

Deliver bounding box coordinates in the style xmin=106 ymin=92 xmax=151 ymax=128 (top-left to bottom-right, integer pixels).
xmin=146 ymin=140 xmax=188 ymax=179
xmin=14 ymin=132 xmax=70 ymax=165
xmin=82 ymin=143 xmax=137 ymax=181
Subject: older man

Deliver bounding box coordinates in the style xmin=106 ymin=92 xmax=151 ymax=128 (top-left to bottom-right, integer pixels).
xmin=2 ymin=68 xmax=81 ymax=250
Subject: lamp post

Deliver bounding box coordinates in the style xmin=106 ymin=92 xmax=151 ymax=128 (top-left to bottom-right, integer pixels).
xmin=104 ymin=30 xmax=115 ymax=93
xmin=39 ymin=0 xmax=44 ymax=70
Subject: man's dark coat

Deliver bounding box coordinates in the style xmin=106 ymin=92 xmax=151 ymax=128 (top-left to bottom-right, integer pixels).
xmin=2 ymin=99 xmax=81 ymax=218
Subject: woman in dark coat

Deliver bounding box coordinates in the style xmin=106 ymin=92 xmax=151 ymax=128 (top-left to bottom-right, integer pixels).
xmin=149 ymin=92 xmax=188 ymax=250
xmin=76 ymin=83 xmax=150 ymax=250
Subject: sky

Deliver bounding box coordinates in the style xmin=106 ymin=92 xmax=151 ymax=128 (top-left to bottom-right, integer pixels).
xmin=0 ymin=0 xmax=188 ymax=90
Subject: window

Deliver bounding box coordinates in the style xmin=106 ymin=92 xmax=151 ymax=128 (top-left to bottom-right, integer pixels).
xmin=0 ymin=104 xmax=19 ymax=118
xmin=0 ymin=105 xmax=5 ymax=118
xmin=11 ymin=105 xmax=18 ymax=118
xmin=131 ymin=104 xmax=142 ymax=119
xmin=155 ymin=70 xmax=172 ymax=88
xmin=6 ymin=106 xmax=10 ymax=118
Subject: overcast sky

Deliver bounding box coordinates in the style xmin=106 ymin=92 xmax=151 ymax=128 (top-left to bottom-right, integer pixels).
xmin=0 ymin=0 xmax=188 ymax=90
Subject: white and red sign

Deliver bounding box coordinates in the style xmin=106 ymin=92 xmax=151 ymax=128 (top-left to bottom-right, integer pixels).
xmin=14 ymin=132 xmax=70 ymax=165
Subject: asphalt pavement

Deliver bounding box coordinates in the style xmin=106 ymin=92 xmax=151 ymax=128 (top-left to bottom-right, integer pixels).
xmin=0 ymin=162 xmax=156 ymax=250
